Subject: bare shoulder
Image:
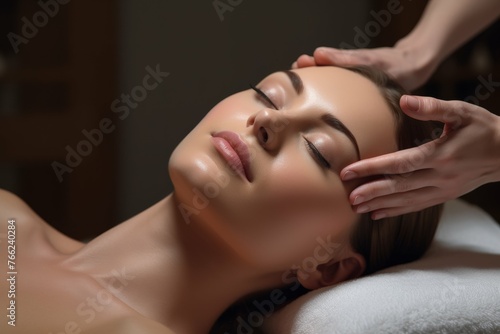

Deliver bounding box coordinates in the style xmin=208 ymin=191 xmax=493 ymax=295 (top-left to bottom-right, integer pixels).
xmin=86 ymin=315 xmax=177 ymax=334
xmin=0 ymin=188 xmax=84 ymax=253
xmin=0 ymin=188 xmax=39 ymax=229
xmin=0 ymin=188 xmax=32 ymax=213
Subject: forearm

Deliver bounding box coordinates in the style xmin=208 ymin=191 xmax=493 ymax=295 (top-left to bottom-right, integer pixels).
xmin=395 ymin=0 xmax=500 ymax=72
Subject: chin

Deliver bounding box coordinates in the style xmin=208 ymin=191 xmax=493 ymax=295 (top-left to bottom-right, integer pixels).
xmin=169 ymin=136 xmax=229 ymax=204
xmin=169 ymin=139 xmax=207 ymax=192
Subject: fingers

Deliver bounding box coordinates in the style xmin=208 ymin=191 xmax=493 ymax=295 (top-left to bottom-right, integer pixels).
xmin=313 ymin=47 xmax=370 ymax=66
xmin=341 ymin=95 xmax=475 ymax=181
xmin=401 ymin=95 xmax=472 ymax=129
xmin=348 ymin=169 xmax=436 ymax=205
xmin=292 ymin=54 xmax=316 ymax=68
xmin=341 ymin=142 xmax=438 ymax=181
xmin=293 ymin=47 xmax=377 ymax=69
xmin=293 ymin=48 xmax=373 ymax=69
xmin=353 ymin=186 xmax=444 ymax=219
xmin=339 ymin=95 xmax=484 ymax=220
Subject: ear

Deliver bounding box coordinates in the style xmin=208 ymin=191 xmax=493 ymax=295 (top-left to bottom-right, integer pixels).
xmin=297 ymin=248 xmax=366 ymax=290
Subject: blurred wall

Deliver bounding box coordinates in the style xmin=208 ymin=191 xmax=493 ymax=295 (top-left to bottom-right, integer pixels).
xmin=117 ymin=1 xmax=370 ymax=220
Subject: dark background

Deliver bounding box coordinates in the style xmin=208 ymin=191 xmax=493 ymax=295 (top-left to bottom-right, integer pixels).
xmin=1 ymin=0 xmax=499 ymax=241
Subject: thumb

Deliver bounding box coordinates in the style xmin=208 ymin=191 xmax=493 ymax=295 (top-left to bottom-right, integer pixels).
xmin=400 ymin=95 xmax=470 ymax=129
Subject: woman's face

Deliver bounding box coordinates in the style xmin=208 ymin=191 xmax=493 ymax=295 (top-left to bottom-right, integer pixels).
xmin=169 ymin=66 xmax=397 ymax=273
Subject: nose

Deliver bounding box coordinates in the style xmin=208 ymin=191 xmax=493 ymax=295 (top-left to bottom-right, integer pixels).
xmin=247 ymin=108 xmax=290 ymax=151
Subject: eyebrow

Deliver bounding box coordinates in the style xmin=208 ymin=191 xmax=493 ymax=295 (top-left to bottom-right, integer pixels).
xmin=281 ymin=70 xmax=304 ymax=95
xmin=321 ymin=113 xmax=361 ymax=160
xmin=281 ymin=70 xmax=361 ymax=160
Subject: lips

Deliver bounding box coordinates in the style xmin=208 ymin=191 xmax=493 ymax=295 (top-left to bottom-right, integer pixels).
xmin=211 ymin=131 xmax=253 ymax=182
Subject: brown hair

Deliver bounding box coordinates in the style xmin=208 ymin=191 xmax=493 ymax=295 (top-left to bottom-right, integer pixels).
xmin=345 ymin=66 xmax=443 ymax=275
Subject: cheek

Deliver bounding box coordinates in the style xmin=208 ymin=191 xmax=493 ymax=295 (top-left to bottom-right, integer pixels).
xmin=259 ymin=156 xmax=354 ymax=225
xmin=235 ymin=158 xmax=357 ymax=269
xmin=202 ymin=92 xmax=250 ymax=124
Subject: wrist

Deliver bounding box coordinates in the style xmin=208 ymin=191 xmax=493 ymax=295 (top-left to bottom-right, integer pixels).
xmin=394 ymin=35 xmax=440 ymax=83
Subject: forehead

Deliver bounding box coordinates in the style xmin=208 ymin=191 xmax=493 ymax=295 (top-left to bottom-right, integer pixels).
xmin=291 ymin=66 xmax=398 ymax=159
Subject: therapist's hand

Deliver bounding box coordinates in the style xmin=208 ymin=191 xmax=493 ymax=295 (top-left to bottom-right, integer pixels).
xmin=340 ymin=95 xmax=500 ymax=219
xmin=292 ymin=45 xmax=437 ymax=91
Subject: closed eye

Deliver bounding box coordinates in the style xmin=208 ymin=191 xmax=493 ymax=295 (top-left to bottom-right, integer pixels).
xmin=303 ymin=137 xmax=331 ymax=169
xmin=249 ymin=84 xmax=279 ymax=110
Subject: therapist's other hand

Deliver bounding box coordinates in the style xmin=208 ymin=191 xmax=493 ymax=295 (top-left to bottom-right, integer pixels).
xmin=292 ymin=45 xmax=437 ymax=91
xmin=340 ymin=95 xmax=500 ymax=219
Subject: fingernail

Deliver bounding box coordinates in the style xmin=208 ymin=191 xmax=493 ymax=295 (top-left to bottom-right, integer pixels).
xmin=356 ymin=205 xmax=370 ymax=214
xmin=372 ymin=212 xmax=387 ymax=220
xmin=405 ymin=95 xmax=420 ymax=112
xmin=352 ymin=195 xmax=364 ymax=205
xmin=342 ymin=170 xmax=357 ymax=181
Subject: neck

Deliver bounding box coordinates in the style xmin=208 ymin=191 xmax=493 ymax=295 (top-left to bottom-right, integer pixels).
xmin=61 ymin=194 xmax=281 ymax=333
